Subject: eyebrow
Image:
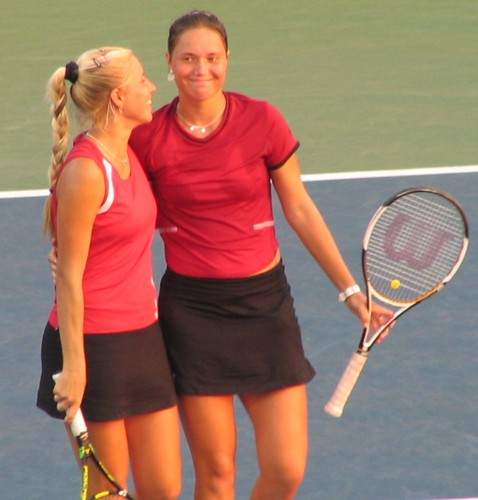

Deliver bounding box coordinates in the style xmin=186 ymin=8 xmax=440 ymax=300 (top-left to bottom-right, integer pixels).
xmin=178 ymin=50 xmax=223 ymax=56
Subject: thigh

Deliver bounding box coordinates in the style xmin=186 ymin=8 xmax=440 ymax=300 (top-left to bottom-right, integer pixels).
xmin=86 ymin=419 xmax=130 ymax=491
xmin=240 ymin=385 xmax=309 ymax=472
xmin=126 ymin=407 xmax=182 ymax=495
xmin=179 ymin=395 xmax=237 ymax=468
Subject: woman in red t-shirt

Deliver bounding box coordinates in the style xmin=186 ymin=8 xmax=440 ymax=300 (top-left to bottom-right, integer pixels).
xmin=129 ymin=10 xmax=394 ymax=500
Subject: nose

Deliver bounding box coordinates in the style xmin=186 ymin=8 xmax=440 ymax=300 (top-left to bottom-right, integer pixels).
xmin=149 ymin=79 xmax=157 ymax=93
xmin=194 ymin=58 xmax=208 ymax=74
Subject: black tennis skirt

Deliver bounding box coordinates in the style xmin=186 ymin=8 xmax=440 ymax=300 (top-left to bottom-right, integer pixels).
xmin=159 ymin=262 xmax=316 ymax=395
xmin=36 ymin=321 xmax=177 ymax=422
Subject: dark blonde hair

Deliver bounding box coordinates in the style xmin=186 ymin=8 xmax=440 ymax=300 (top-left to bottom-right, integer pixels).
xmin=167 ymin=10 xmax=228 ymax=55
xmin=43 ymin=47 xmax=134 ymax=236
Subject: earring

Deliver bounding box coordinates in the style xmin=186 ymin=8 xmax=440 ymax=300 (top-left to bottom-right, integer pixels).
xmin=167 ymin=69 xmax=175 ymax=82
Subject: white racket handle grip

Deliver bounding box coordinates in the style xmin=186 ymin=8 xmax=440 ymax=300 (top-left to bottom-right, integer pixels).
xmin=52 ymin=373 xmax=87 ymax=437
xmin=324 ymin=351 xmax=368 ymax=418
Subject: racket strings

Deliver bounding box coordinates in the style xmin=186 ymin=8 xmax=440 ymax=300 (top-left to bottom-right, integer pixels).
xmin=365 ymin=192 xmax=467 ymax=303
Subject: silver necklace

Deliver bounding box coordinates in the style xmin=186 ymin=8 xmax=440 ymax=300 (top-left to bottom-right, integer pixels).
xmin=176 ymin=105 xmax=225 ymax=134
xmin=86 ymin=132 xmax=129 ymax=164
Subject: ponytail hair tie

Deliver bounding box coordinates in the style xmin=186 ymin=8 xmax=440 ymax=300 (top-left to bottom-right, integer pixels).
xmin=64 ymin=61 xmax=79 ymax=84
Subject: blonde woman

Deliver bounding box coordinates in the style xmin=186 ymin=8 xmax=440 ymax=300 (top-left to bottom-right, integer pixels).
xmin=36 ymin=47 xmax=181 ymax=499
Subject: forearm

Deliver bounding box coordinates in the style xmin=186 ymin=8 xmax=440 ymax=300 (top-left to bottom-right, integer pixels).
xmin=55 ymin=273 xmax=86 ymax=377
xmin=285 ymin=200 xmax=357 ymax=291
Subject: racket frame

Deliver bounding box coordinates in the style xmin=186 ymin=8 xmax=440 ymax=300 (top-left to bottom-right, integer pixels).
xmin=360 ymin=186 xmax=468 ymax=351
xmin=324 ymin=187 xmax=469 ymax=418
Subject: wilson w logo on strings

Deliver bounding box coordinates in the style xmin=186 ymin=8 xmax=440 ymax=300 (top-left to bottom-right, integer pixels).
xmin=383 ymin=213 xmax=455 ymax=271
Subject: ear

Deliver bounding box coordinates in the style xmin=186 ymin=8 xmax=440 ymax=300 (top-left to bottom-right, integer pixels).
xmin=165 ymin=51 xmax=172 ymax=67
xmin=110 ymin=87 xmax=124 ymax=111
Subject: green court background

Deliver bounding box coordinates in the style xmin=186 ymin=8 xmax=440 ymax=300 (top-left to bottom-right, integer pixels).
xmin=1 ymin=2 xmax=478 ymax=498
xmin=1 ymin=0 xmax=478 ymax=191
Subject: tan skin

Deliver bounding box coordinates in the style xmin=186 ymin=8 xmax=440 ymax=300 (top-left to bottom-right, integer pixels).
xmin=49 ymin=37 xmax=392 ymax=499
xmin=52 ymin=56 xmax=182 ymax=499
xmin=166 ymin=28 xmax=393 ymax=500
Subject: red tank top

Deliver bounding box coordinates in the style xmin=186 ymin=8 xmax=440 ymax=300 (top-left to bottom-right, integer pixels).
xmin=48 ymin=134 xmax=158 ymax=333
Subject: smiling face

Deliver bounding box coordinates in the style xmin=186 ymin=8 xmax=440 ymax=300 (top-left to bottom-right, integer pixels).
xmin=167 ymin=27 xmax=229 ymax=103
xmin=118 ymin=55 xmax=157 ymax=126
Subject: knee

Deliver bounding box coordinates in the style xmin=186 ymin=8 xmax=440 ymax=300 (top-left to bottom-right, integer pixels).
xmin=263 ymin=458 xmax=306 ymax=495
xmin=282 ymin=463 xmax=306 ymax=493
xmin=197 ymin=453 xmax=236 ymax=494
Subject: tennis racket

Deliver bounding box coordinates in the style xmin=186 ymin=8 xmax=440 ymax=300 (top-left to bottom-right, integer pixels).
xmin=324 ymin=187 xmax=469 ymax=418
xmin=53 ymin=374 xmax=134 ymax=499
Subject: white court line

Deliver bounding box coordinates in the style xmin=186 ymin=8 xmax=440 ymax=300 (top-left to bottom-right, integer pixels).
xmin=1 ymin=165 xmax=478 ymax=200
xmin=302 ymin=164 xmax=478 ymax=182
xmin=0 ymin=189 xmax=49 ymax=199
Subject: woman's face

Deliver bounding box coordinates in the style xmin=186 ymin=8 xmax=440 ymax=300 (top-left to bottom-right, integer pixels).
xmin=168 ymin=27 xmax=229 ymax=102
xmin=120 ymin=56 xmax=157 ymax=125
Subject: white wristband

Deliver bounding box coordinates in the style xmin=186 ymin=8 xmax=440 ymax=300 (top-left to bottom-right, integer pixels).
xmin=338 ymin=284 xmax=361 ymax=303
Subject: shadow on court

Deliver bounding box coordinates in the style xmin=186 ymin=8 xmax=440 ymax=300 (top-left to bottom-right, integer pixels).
xmin=1 ymin=172 xmax=477 ymax=499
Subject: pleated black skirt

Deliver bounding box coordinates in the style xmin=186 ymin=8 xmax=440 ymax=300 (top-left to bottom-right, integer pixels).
xmin=159 ymin=262 xmax=316 ymax=395
xmin=36 ymin=321 xmax=177 ymax=421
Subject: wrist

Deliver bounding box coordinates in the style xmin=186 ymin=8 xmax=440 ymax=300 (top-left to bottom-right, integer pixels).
xmin=338 ymin=284 xmax=361 ymax=303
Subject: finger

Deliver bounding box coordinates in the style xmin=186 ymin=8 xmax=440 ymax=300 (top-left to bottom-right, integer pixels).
xmin=64 ymin=405 xmax=80 ymax=424
xmin=56 ymin=399 xmax=67 ymax=412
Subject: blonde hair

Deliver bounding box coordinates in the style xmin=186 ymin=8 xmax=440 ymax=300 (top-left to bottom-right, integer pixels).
xmin=43 ymin=47 xmax=134 ymax=236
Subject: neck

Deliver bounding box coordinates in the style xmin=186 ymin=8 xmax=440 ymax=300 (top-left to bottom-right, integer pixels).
xmin=176 ymin=94 xmax=227 ymax=134
xmin=85 ymin=130 xmax=129 ymax=164
xmin=177 ymin=93 xmax=226 ymax=121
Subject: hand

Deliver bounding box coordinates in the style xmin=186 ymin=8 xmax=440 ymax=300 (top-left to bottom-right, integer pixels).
xmin=52 ymin=371 xmax=86 ymax=424
xmin=345 ymin=292 xmax=395 ymax=343
xmin=47 ymin=243 xmax=58 ymax=283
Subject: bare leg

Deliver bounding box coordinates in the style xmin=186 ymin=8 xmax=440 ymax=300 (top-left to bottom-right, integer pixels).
xmin=240 ymin=385 xmax=309 ymax=500
xmin=180 ymin=395 xmax=237 ymax=500
xmin=87 ymin=419 xmax=130 ymax=497
xmin=126 ymin=406 xmax=182 ymax=499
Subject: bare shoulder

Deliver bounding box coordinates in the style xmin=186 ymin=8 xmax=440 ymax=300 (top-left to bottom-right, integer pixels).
xmin=57 ymin=157 xmax=105 ymax=209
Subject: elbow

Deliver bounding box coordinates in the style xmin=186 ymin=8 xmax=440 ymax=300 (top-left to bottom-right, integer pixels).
xmin=283 ymin=204 xmax=310 ymax=230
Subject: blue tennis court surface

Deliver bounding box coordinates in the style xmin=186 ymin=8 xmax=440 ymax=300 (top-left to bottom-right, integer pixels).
xmin=2 ymin=0 xmax=478 ymax=497
xmin=1 ymin=170 xmax=477 ymax=499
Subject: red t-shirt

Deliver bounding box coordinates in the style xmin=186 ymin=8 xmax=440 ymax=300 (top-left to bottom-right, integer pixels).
xmin=130 ymin=92 xmax=299 ymax=278
xmin=49 ymin=135 xmax=158 ymax=333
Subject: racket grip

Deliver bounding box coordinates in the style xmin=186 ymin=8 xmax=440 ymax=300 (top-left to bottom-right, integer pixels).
xmin=52 ymin=373 xmax=87 ymax=437
xmin=324 ymin=351 xmax=368 ymax=418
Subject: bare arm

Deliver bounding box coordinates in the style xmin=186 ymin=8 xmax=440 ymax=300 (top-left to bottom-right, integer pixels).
xmin=270 ymin=154 xmax=392 ymax=333
xmin=53 ymin=158 xmax=104 ymax=422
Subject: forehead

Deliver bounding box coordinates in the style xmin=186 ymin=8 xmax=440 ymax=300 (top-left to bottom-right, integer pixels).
xmin=173 ymin=27 xmax=227 ymax=54
xmin=128 ymin=55 xmax=144 ymax=76
xmin=130 ymin=55 xmax=142 ymax=70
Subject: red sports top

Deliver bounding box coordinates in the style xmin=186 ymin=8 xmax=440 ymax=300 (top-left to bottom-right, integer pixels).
xmin=48 ymin=134 xmax=158 ymax=334
xmin=130 ymin=92 xmax=299 ymax=278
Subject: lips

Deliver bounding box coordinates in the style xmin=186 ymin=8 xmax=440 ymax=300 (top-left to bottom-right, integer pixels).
xmin=189 ymin=79 xmax=212 ymax=84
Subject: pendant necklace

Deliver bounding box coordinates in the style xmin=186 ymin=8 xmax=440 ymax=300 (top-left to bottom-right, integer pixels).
xmin=86 ymin=132 xmax=129 ymax=164
xmin=176 ymin=105 xmax=225 ymax=134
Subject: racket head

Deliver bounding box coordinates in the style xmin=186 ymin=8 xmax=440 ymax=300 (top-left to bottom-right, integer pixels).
xmin=363 ymin=187 xmax=469 ymax=307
